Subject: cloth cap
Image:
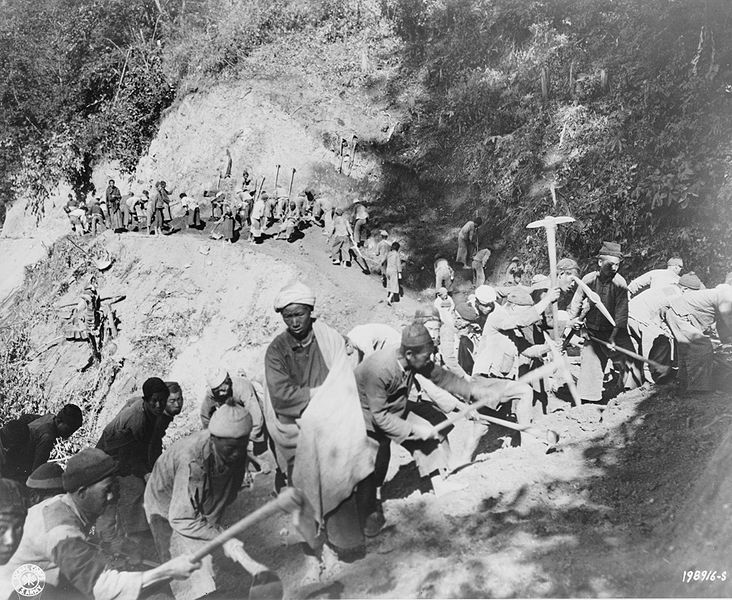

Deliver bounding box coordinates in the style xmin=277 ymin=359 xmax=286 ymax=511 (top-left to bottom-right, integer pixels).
xmin=667 ymin=257 xmax=683 ymax=267
xmin=274 ymin=281 xmax=316 ymax=312
xmin=142 ymin=377 xmax=168 ymax=399
xmin=0 ymin=479 xmax=25 ymax=515
xmin=27 ymin=462 xmax=64 ymax=490
xmin=557 ymin=258 xmax=579 ymax=271
xmin=380 ymin=230 xmax=388 ymax=237
xmin=63 ymin=448 xmax=117 ymax=492
xmin=0 ymin=420 xmax=30 ymax=449
xmin=260 ymin=191 xmax=269 ymax=200
xmin=215 ymin=191 xmax=224 ymax=199
xmin=209 ymin=401 xmax=253 ymax=438
xmin=207 ymin=367 xmax=229 ymax=390
xmin=530 ymin=275 xmax=551 ymax=291
xmin=507 ymin=287 xmax=534 ymax=306
xmin=401 ymin=322 xmax=434 ymax=350
xmin=414 ymin=305 xmax=441 ymax=325
xmin=679 ymin=272 xmax=702 ymax=290
xmin=455 ymin=302 xmax=479 ymax=322
xmin=437 ymin=287 xmax=448 ymax=296
xmin=510 ymin=256 xmax=520 ymax=263
xmin=474 ymin=285 xmax=497 ymax=304
xmin=597 ymin=241 xmax=624 ymax=258
xmin=298 ymin=191 xmax=307 ymax=197
xmin=335 ymin=207 xmax=344 ymax=216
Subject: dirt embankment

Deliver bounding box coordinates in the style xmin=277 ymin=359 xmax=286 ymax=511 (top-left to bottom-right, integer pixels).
xmin=3 ymin=214 xmax=732 ymax=598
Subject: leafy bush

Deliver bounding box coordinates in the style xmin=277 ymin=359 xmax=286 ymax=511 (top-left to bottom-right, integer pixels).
xmin=376 ymin=0 xmax=732 ymax=282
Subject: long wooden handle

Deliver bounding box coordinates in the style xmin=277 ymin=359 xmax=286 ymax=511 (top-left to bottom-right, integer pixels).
xmin=191 ymin=488 xmax=297 ymax=561
xmin=472 ymin=412 xmax=550 ymax=440
xmin=143 ymin=491 xmax=296 ymax=588
xmin=254 ymin=177 xmax=265 ymax=204
xmin=588 ymin=335 xmax=669 ymax=372
xmin=428 ymin=362 xmax=559 ymax=437
xmin=572 ymin=276 xmax=617 ymax=327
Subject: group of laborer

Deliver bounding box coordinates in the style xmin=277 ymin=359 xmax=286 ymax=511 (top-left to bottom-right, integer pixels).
xmin=6 ymin=205 xmax=730 ymax=599
xmin=0 ymin=277 xmax=516 ymax=600
xmin=446 ymin=218 xmax=732 ymax=402
xmin=63 ymin=179 xmax=178 ymax=237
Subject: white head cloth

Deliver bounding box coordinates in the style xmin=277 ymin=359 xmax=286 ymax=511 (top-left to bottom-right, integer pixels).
xmin=274 ymin=281 xmax=316 ymax=313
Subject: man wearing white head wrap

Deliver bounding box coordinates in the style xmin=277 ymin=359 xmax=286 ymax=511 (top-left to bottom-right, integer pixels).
xmin=273 ymin=280 xmax=316 ymax=312
xmin=145 ymin=401 xmax=269 ymax=600
xmin=200 ymin=366 xmax=266 ymax=455
xmin=263 ymin=281 xmax=374 ymax=567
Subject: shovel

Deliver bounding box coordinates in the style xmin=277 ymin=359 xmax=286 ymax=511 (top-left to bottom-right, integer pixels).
xmin=67 ymin=238 xmax=114 ymax=271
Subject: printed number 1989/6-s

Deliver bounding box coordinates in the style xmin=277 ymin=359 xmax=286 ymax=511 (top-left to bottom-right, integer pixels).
xmin=682 ymin=570 xmax=727 ymax=583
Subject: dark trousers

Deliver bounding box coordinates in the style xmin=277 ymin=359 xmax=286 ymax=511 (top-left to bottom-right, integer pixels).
xmin=190 ymin=207 xmax=202 ymax=227
xmin=457 ymin=336 xmax=475 ymax=376
xmin=356 ymin=401 xmax=451 ymax=519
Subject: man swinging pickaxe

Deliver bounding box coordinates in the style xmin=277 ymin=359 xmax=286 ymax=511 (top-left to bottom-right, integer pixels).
xmin=526 ymin=215 xmax=581 ymax=407
xmin=570 ymin=276 xmax=671 ymax=377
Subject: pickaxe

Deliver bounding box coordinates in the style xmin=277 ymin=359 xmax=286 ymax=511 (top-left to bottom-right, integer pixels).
xmin=426 ymin=361 xmax=560 ymax=439
xmin=274 ymin=164 xmax=281 ymax=192
xmin=571 ymin=275 xmax=617 ymax=327
xmin=526 ymin=215 xmax=581 ymax=407
xmin=587 ymin=335 xmax=671 ymax=377
xmin=472 ymin=412 xmax=560 ymax=452
xmin=285 ymin=168 xmax=296 ymax=219
xmin=142 ymin=488 xmax=300 ymax=599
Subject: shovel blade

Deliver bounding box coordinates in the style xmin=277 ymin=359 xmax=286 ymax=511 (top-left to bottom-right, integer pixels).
xmin=250 ymin=570 xmax=284 ymax=600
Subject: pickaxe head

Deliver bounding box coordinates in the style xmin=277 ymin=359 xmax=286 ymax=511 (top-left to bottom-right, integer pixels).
xmin=527 ymin=215 xmax=576 ymax=230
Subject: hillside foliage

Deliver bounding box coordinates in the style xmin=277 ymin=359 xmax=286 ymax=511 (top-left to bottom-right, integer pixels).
xmin=381 ymin=0 xmax=732 ymax=280
xmin=1 ymin=0 xmax=730 ymax=280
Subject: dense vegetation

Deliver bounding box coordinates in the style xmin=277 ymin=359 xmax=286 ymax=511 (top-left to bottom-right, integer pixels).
xmin=1 ymin=0 xmax=730 ymax=279
xmin=382 ymin=0 xmax=732 ymax=280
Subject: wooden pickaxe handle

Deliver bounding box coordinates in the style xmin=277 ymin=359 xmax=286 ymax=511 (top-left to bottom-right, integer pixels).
xmin=571 ymin=276 xmax=617 ymax=327
xmin=587 ymin=335 xmax=670 ymax=373
xmin=472 ymin=412 xmax=559 ymax=446
xmin=191 ymin=488 xmax=297 ymax=561
xmin=427 ymin=361 xmax=559 ymax=438
xmin=143 ymin=489 xmax=298 ymax=589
